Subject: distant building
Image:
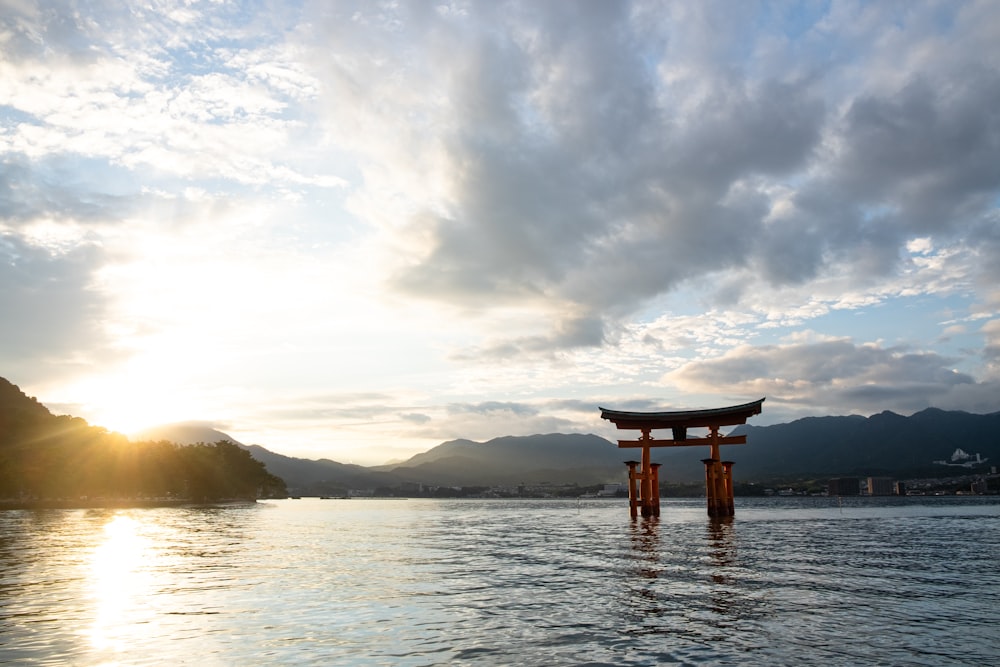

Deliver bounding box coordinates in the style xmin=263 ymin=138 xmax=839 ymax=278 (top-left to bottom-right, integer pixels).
xmin=868 ymin=476 xmax=895 ymax=496
xmin=894 ymin=481 xmax=906 ymax=496
xmin=933 ymin=448 xmax=988 ymax=468
xmin=828 ymin=477 xmax=860 ymax=496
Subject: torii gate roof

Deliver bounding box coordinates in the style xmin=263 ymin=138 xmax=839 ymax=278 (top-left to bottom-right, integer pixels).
xmin=600 ymin=398 xmax=765 ymax=431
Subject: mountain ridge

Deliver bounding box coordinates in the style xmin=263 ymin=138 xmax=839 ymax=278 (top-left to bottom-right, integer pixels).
xmin=141 ymin=406 xmax=1000 ymax=491
xmin=6 ymin=376 xmax=998 ymax=493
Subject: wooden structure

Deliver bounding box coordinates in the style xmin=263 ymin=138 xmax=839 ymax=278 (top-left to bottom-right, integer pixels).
xmin=600 ymin=399 xmax=764 ymax=518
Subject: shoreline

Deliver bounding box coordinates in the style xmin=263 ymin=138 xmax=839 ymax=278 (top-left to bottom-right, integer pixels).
xmin=0 ymin=498 xmax=261 ymax=510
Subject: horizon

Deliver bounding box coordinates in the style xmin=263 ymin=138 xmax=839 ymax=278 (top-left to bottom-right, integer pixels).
xmin=3 ymin=2 xmax=1000 ymax=465
xmin=30 ymin=387 xmax=1000 ymax=468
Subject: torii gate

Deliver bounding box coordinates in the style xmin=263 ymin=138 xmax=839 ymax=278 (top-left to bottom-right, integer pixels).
xmin=600 ymin=398 xmax=764 ymax=518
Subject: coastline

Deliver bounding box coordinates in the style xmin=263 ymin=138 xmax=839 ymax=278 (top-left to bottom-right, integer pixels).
xmin=0 ymin=498 xmax=261 ymax=510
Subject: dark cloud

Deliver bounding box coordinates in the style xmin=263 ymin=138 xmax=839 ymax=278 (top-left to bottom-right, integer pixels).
xmin=0 ymin=1 xmax=99 ymax=64
xmin=982 ymin=319 xmax=1000 ymax=375
xmin=454 ymin=315 xmax=606 ymax=361
xmin=969 ymin=213 xmax=1000 ymax=287
xmin=360 ymin=4 xmax=1000 ymax=353
xmin=0 ymin=156 xmax=136 ymax=226
xmin=446 ymin=401 xmax=539 ymax=417
xmin=834 ymin=71 xmax=1000 ymax=233
xmin=0 ymin=233 xmax=111 ymax=377
xmin=668 ymin=338 xmax=994 ymax=416
xmin=400 ymin=412 xmax=431 ymax=425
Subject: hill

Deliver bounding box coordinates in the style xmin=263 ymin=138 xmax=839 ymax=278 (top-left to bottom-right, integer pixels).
xmin=0 ymin=377 xmax=285 ymax=501
xmin=7 ymin=374 xmax=998 ymax=493
xmin=375 ymin=409 xmax=1000 ymax=486
xmin=137 ymin=423 xmax=400 ymax=495
xmin=122 ymin=409 xmax=1000 ymax=490
xmin=376 ymin=433 xmax=629 ymax=486
xmin=728 ymin=408 xmax=1000 ymax=479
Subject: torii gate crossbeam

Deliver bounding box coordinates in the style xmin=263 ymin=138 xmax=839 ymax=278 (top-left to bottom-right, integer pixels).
xmin=600 ymin=398 xmax=764 ymax=518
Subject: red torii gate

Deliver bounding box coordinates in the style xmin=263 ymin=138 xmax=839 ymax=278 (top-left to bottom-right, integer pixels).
xmin=600 ymin=398 xmax=764 ymax=518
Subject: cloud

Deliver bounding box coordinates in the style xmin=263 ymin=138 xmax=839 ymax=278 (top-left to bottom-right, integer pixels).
xmin=3 ymin=0 xmax=1000 ymax=463
xmin=400 ymin=412 xmax=431 ymax=425
xmin=453 ymin=315 xmax=606 ymax=361
xmin=386 ymin=19 xmax=825 ymax=318
xmin=0 ymin=156 xmax=138 ymax=226
xmin=0 ymin=232 xmax=112 ymax=378
xmin=6 ymin=1 xmax=998 ymax=362
xmin=982 ymin=319 xmax=1000 ymax=376
xmin=0 ymin=2 xmax=336 ymax=191
xmin=293 ymin=2 xmax=999 ymax=356
xmin=666 ymin=337 xmax=999 ymax=416
xmin=446 ymin=401 xmax=540 ymax=418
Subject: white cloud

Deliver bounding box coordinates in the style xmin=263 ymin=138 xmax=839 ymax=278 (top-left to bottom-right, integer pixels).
xmin=3 ymin=1 xmax=1000 ymax=462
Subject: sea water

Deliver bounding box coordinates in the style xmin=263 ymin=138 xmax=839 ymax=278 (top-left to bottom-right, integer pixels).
xmin=2 ymin=497 xmax=998 ymax=666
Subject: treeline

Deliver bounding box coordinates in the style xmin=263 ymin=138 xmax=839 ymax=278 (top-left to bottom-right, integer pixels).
xmin=0 ymin=378 xmax=286 ymax=501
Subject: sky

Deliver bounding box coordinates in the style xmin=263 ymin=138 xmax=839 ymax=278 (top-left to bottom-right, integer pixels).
xmin=2 ymin=0 xmax=1000 ymax=465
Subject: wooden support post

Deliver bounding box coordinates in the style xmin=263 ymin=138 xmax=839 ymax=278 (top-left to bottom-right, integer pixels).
xmin=713 ymin=460 xmax=726 ymax=517
xmin=702 ymin=457 xmax=717 ymax=517
xmin=650 ymin=463 xmax=662 ymax=517
xmin=708 ymin=426 xmax=727 ymax=517
xmin=624 ymin=460 xmax=640 ymax=519
xmin=640 ymin=430 xmax=653 ymax=518
xmin=722 ymin=461 xmax=735 ymax=517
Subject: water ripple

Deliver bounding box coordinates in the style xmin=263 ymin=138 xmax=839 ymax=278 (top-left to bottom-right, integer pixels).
xmin=1 ymin=497 xmax=998 ymax=665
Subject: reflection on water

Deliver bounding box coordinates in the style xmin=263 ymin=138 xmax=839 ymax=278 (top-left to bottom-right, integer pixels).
xmin=707 ymin=516 xmax=736 ymax=572
xmin=1 ymin=498 xmax=999 ymax=666
xmin=87 ymin=514 xmax=153 ymax=653
xmin=627 ymin=516 xmax=661 ymax=578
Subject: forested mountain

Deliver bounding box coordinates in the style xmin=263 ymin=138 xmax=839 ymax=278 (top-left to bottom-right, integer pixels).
xmin=152 ymin=407 xmax=1000 ymax=491
xmin=137 ymin=423 xmax=400 ymax=495
xmin=377 ymin=410 xmax=1000 ymax=485
xmin=0 ymin=377 xmax=286 ymax=502
xmin=7 ymin=373 xmax=998 ymax=497
xmin=374 ymin=434 xmax=631 ymax=486
xmin=728 ymin=408 xmax=1000 ymax=479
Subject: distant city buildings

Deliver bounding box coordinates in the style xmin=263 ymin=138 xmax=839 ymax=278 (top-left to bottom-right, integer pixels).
xmin=828 ymin=477 xmax=860 ymax=496
xmin=868 ymin=476 xmax=896 ymax=496
xmin=827 ymin=476 xmax=910 ymax=496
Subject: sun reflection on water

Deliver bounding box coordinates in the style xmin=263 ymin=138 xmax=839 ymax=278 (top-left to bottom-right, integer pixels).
xmin=87 ymin=513 xmax=156 ymax=656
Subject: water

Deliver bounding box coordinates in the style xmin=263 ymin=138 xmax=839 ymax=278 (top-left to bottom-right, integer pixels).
xmin=2 ymin=497 xmax=999 ymax=666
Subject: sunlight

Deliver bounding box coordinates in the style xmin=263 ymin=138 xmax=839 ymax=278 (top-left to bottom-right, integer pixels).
xmin=87 ymin=514 xmax=157 ymax=654
xmin=62 ymin=369 xmax=209 ymax=436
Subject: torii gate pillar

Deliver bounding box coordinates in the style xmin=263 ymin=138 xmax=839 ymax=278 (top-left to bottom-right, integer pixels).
xmin=600 ymin=399 xmax=764 ymax=518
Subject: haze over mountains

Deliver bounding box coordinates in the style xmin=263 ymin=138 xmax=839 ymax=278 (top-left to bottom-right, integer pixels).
xmin=139 ymin=408 xmax=1000 ymax=495
xmin=2 ymin=376 xmax=996 ymax=497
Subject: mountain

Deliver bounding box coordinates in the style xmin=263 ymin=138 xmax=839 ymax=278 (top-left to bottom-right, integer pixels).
xmin=0 ymin=378 xmax=285 ymax=501
xmin=377 ymin=433 xmax=630 ymax=486
xmin=0 ymin=378 xmax=52 ymax=422
xmin=727 ymin=408 xmax=1000 ymax=479
xmin=390 ymin=433 xmax=637 ymax=486
xmin=238 ymin=445 xmax=399 ymax=495
xmin=122 ymin=408 xmax=1000 ymax=489
xmin=135 ymin=422 xmax=400 ymax=495
xmin=135 ymin=423 xmax=238 ymax=446
xmin=7 ymin=374 xmax=999 ymax=493
xmin=373 ymin=410 xmax=1000 ymax=486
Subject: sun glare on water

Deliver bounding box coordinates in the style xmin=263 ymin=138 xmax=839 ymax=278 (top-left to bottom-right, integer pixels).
xmin=87 ymin=514 xmax=157 ymax=654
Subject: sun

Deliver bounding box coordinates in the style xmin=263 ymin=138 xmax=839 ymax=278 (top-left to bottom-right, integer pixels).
xmin=61 ymin=371 xmax=207 ymax=437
